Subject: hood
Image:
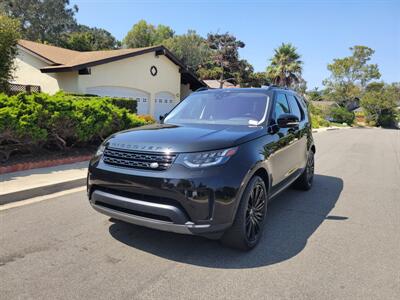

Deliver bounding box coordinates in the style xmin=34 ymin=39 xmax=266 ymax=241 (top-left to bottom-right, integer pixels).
xmin=105 ymin=123 xmax=266 ymax=153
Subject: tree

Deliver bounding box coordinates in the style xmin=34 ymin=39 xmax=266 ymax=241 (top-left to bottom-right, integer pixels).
xmin=63 ymin=25 xmax=120 ymax=51
xmin=2 ymin=0 xmax=78 ymax=46
xmin=123 ymin=20 xmax=174 ymax=48
xmin=323 ymin=45 xmax=381 ymax=105
xmin=292 ymin=77 xmax=308 ymax=96
xmin=266 ymin=43 xmax=303 ymax=88
xmin=206 ymin=32 xmax=245 ymax=88
xmin=153 ymin=24 xmax=174 ymax=45
xmin=361 ymin=83 xmax=399 ymax=127
xmin=307 ymin=87 xmax=324 ymax=101
xmin=0 ymin=14 xmax=20 ymax=92
xmin=235 ymin=59 xmax=254 ymax=87
xmin=163 ymin=30 xmax=211 ymax=72
xmin=245 ymin=72 xmax=270 ymax=88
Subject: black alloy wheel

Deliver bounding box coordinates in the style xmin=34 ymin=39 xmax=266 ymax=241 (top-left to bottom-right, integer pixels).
xmin=245 ymin=181 xmax=267 ymax=243
xmin=221 ymin=176 xmax=268 ymax=250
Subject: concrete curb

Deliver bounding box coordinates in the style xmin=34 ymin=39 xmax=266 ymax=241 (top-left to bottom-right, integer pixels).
xmin=0 ymin=155 xmax=92 ymax=175
xmin=312 ymin=126 xmax=350 ymax=133
xmin=0 ymin=177 xmax=86 ymax=205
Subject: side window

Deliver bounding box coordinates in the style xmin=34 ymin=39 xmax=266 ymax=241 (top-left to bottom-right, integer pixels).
xmin=274 ymin=93 xmax=290 ymax=119
xmin=287 ymin=94 xmax=304 ymax=120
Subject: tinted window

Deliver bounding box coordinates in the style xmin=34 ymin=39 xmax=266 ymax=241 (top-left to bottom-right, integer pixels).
xmin=287 ymin=94 xmax=303 ymax=120
xmin=164 ymin=91 xmax=269 ymax=125
xmin=274 ymin=93 xmax=290 ymax=119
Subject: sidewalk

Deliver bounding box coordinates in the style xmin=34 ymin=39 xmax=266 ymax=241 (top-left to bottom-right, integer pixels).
xmin=312 ymin=125 xmax=351 ymax=133
xmin=0 ymin=161 xmax=88 ymax=205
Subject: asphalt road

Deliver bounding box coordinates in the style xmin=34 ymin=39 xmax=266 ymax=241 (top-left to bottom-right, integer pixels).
xmin=1 ymin=128 xmax=399 ymax=299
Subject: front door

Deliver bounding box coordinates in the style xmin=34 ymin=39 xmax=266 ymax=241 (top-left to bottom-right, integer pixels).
xmin=268 ymin=92 xmax=299 ymax=187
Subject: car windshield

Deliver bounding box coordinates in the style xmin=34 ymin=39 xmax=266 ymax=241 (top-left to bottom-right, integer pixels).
xmin=164 ymin=91 xmax=269 ymax=125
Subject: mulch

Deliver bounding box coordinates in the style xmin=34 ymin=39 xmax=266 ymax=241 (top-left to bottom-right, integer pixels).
xmin=0 ymin=148 xmax=95 ymax=174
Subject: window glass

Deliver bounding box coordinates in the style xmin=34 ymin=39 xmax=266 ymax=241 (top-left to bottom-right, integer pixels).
xmin=164 ymin=91 xmax=269 ymax=125
xmin=274 ymin=93 xmax=290 ymax=119
xmin=287 ymin=94 xmax=303 ymax=120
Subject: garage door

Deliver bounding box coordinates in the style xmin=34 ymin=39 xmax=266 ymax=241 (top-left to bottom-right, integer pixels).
xmin=154 ymin=91 xmax=177 ymax=120
xmin=86 ymin=86 xmax=150 ymax=115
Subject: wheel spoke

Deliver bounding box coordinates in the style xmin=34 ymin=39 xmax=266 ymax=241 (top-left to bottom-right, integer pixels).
xmin=245 ymin=182 xmax=267 ymax=241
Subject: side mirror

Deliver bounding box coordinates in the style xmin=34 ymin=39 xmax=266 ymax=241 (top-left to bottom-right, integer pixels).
xmin=159 ymin=113 xmax=168 ymax=123
xmin=277 ymin=114 xmax=299 ymax=128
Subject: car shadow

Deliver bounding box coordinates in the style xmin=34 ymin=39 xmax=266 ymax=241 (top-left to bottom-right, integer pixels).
xmin=108 ymin=174 xmax=344 ymax=269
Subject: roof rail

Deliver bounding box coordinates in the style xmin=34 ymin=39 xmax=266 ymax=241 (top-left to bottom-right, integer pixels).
xmin=261 ymin=84 xmax=291 ymax=90
xmin=195 ymin=87 xmax=209 ymax=92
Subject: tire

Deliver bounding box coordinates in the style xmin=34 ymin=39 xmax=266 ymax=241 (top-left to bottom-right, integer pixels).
xmin=293 ymin=150 xmax=315 ymax=191
xmin=221 ymin=176 xmax=268 ymax=251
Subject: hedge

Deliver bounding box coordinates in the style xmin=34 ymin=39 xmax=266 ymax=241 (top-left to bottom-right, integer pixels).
xmin=0 ymin=92 xmax=154 ymax=161
xmin=329 ymin=106 xmax=355 ymax=125
xmin=64 ymin=92 xmax=137 ymax=113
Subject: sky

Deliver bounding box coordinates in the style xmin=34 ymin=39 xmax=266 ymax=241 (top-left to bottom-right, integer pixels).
xmin=70 ymin=0 xmax=400 ymax=89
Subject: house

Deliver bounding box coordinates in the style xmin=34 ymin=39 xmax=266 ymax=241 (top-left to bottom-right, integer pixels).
xmin=203 ymin=80 xmax=239 ymax=89
xmin=12 ymin=40 xmax=205 ymax=119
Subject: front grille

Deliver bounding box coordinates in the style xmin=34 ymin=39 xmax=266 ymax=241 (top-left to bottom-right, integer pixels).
xmin=103 ymin=147 xmax=176 ymax=171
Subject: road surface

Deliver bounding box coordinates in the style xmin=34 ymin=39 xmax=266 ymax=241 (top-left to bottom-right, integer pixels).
xmin=1 ymin=128 xmax=399 ymax=299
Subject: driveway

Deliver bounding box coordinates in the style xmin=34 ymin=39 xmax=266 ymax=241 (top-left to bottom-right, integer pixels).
xmin=1 ymin=128 xmax=399 ymax=299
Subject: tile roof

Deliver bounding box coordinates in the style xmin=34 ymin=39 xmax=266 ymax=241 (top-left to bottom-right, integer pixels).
xmin=203 ymin=80 xmax=239 ymax=89
xmin=17 ymin=39 xmax=206 ymax=89
xmin=18 ymin=40 xmax=156 ymax=70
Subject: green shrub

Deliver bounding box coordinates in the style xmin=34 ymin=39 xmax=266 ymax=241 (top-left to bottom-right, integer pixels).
xmin=329 ymin=106 xmax=355 ymax=125
xmin=308 ymin=101 xmax=331 ymax=128
xmin=64 ymin=92 xmax=138 ymax=113
xmin=108 ymin=97 xmax=137 ymax=113
xmin=0 ymin=92 xmax=153 ymax=160
xmin=311 ymin=114 xmax=330 ymax=128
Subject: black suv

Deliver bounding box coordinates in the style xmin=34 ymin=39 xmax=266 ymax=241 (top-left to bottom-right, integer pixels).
xmin=87 ymin=87 xmax=315 ymax=250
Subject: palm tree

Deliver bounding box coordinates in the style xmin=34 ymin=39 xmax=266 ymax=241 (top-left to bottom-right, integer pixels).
xmin=266 ymin=43 xmax=303 ymax=88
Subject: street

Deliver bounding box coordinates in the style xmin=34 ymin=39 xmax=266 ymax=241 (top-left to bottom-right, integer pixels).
xmin=1 ymin=128 xmax=399 ymax=299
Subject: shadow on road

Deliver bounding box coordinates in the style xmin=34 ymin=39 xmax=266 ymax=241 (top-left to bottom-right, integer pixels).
xmin=109 ymin=174 xmax=344 ymax=269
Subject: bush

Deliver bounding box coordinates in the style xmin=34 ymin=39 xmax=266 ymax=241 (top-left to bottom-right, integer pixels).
xmin=64 ymin=92 xmax=138 ymax=113
xmin=109 ymin=97 xmax=137 ymax=113
xmin=308 ymin=101 xmax=330 ymax=128
xmin=361 ymin=85 xmax=399 ymax=127
xmin=329 ymin=106 xmax=355 ymax=125
xmin=311 ymin=114 xmax=330 ymax=128
xmin=0 ymin=92 xmax=153 ymax=161
xmin=137 ymin=114 xmax=155 ymax=123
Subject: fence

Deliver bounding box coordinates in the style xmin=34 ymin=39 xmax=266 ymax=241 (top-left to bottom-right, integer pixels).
xmin=9 ymin=83 xmax=41 ymax=95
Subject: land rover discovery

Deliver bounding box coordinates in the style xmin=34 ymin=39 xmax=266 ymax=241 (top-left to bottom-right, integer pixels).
xmin=87 ymin=87 xmax=315 ymax=250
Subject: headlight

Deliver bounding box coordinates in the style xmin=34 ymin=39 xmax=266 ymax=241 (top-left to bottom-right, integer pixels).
xmin=178 ymin=147 xmax=238 ymax=168
xmin=95 ymin=144 xmax=106 ymax=157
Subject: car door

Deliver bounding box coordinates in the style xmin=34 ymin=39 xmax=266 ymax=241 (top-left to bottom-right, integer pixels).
xmin=268 ymin=92 xmax=298 ymax=187
xmin=285 ymin=93 xmax=308 ymax=172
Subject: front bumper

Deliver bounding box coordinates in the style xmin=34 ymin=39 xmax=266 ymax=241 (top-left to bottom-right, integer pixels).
xmin=91 ymin=190 xmax=230 ymax=234
xmin=87 ymin=151 xmax=252 ymax=235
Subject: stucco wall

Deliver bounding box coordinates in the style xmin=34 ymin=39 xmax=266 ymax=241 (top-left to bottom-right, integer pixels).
xmin=77 ymin=52 xmax=181 ymax=115
xmin=57 ymin=72 xmax=78 ymax=93
xmin=180 ymin=83 xmax=192 ymax=100
xmin=13 ymin=49 xmax=60 ymax=94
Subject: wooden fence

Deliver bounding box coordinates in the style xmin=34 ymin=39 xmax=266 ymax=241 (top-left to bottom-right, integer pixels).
xmin=9 ymin=83 xmax=41 ymax=95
